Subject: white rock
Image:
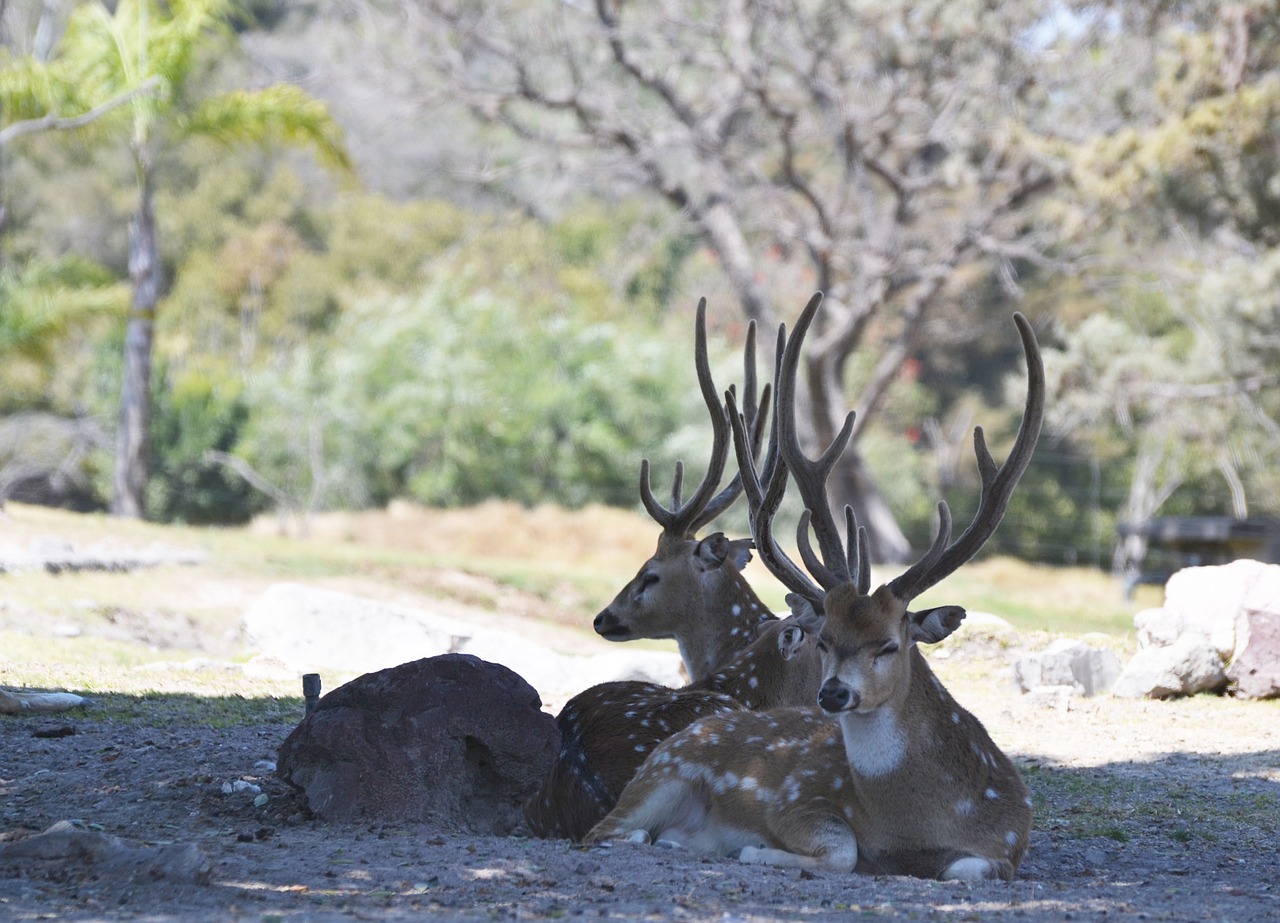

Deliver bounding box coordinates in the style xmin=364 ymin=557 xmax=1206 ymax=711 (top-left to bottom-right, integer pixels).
xmin=1162 ymin=560 xmax=1276 ymax=659
xmin=1111 ymin=634 xmax=1227 ymax=699
xmin=240 ymin=582 xmax=684 ymax=706
xmin=1013 ymin=639 xmax=1120 ymax=697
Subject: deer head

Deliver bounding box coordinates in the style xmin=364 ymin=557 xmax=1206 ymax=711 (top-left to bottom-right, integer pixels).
xmin=593 ymin=298 xmax=776 ymax=681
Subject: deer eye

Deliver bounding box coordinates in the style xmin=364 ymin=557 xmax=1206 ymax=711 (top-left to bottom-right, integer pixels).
xmin=637 ymin=573 xmax=659 ymax=593
xmin=876 ymin=642 xmax=900 ymax=659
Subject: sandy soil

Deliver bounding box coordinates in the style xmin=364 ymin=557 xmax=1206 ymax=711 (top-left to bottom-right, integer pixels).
xmin=2 ymin=655 xmax=1278 ymax=923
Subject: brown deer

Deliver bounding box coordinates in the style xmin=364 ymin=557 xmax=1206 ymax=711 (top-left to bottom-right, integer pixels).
xmin=587 ymin=294 xmax=1044 ymax=882
xmin=592 ymin=298 xmax=777 ymax=682
xmin=523 ymin=607 xmax=824 ymax=840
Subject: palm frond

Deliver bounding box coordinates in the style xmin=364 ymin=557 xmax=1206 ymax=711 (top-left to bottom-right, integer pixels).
xmin=179 ymin=84 xmax=355 ymax=175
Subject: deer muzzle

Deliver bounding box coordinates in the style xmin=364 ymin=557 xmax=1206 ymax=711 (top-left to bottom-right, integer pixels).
xmin=817 ymin=679 xmax=857 ymax=713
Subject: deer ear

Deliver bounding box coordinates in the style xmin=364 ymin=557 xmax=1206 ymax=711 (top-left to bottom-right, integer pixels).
xmin=693 ymin=533 xmax=753 ymax=572
xmin=778 ymin=624 xmax=807 ymax=661
xmin=784 ymin=593 xmax=824 ymax=633
xmin=692 ymin=533 xmax=730 ymax=570
xmin=908 ymin=605 xmax=967 ymax=645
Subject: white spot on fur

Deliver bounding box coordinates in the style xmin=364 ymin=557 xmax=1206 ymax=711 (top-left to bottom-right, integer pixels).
xmin=955 ymin=798 xmax=975 ymax=816
xmin=951 ymin=712 xmax=960 ymax=724
xmin=985 ymin=788 xmax=1000 ymax=800
xmin=747 ymin=677 xmax=759 ymax=689
xmin=1005 ymin=830 xmax=1020 ymax=848
xmin=732 ymin=604 xmax=742 ymax=616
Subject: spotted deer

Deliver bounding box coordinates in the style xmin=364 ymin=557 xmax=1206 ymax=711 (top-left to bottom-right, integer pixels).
xmin=587 ymin=295 xmax=1044 ymax=882
xmin=523 ymin=608 xmax=824 ymax=840
xmin=592 ymin=298 xmax=777 ymax=682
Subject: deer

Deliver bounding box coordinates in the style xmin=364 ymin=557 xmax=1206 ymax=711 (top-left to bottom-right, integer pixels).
xmin=525 ymin=301 xmax=826 ymax=840
xmin=592 ymin=297 xmax=779 ymax=683
xmin=586 ymin=293 xmax=1044 ymax=882
xmin=523 ymin=607 xmax=824 ymax=840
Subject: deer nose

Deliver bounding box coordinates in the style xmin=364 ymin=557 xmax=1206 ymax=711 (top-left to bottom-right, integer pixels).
xmin=817 ymin=680 xmax=856 ymax=713
xmin=593 ymin=610 xmax=628 ymax=639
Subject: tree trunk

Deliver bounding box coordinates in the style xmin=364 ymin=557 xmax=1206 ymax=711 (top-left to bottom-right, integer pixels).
xmin=798 ymin=345 xmax=914 ymax=565
xmin=112 ymin=166 xmax=158 ymax=518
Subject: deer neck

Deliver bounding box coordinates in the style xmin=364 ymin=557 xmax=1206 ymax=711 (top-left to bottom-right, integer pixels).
xmin=679 ymin=572 xmax=774 ymax=682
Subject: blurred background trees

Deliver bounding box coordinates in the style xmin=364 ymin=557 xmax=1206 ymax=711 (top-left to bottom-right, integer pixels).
xmin=2 ymin=0 xmax=1278 ymax=574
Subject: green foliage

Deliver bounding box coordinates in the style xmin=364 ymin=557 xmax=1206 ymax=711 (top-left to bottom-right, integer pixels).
xmin=145 ymin=363 xmax=264 ymax=524
xmin=0 ymin=257 xmax=128 ymax=411
xmin=234 ymin=285 xmax=701 ymax=512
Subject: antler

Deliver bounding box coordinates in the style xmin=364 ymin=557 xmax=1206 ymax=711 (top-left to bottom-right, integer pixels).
xmin=727 ymin=294 xmax=872 ymax=606
xmin=886 ymin=312 xmax=1045 ymax=602
xmin=640 ymin=298 xmax=770 ymax=538
xmin=775 ymin=293 xmax=869 ymax=595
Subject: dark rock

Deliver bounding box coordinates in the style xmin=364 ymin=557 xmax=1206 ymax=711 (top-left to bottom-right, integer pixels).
xmin=277 ymin=654 xmax=560 ymax=833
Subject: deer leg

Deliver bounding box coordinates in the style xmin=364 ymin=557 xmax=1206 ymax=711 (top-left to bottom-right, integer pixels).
xmin=739 ymin=810 xmax=858 ymax=872
xmin=941 ymin=855 xmax=1015 ymax=882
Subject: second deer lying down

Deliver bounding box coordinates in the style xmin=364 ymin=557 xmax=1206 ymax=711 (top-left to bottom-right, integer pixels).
xmin=587 ymin=295 xmax=1045 ymax=881
xmin=524 ymin=610 xmax=824 ymax=840
xmin=592 ymin=299 xmax=776 ymax=683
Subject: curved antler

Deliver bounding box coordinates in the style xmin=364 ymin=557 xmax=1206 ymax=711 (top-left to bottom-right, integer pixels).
xmin=640 ymin=298 xmax=769 ymax=537
xmin=886 ymin=312 xmax=1045 ymax=602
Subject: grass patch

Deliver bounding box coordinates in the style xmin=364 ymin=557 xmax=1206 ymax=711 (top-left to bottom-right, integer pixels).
xmin=1023 ymin=762 xmax=1280 ymax=847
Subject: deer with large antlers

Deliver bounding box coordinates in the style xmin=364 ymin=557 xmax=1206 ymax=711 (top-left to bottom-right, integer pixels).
xmin=587 ymin=294 xmax=1044 ymax=881
xmin=526 ymin=300 xmax=825 ymax=840
xmin=592 ymin=298 xmax=777 ymax=682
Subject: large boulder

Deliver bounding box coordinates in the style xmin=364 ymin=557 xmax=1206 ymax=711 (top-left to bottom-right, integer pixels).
xmin=1157 ymin=560 xmax=1276 ymax=658
xmin=277 ymin=654 xmax=559 ymax=833
xmin=1124 ymin=560 xmax=1280 ymax=699
xmin=1112 ymin=635 xmax=1228 ymax=699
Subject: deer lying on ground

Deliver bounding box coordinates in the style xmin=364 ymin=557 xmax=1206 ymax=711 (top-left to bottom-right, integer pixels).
xmin=524 ymin=609 xmax=824 ymax=839
xmin=592 ymin=298 xmax=777 ymax=683
xmin=525 ymin=300 xmax=822 ymax=840
xmin=587 ymin=294 xmax=1044 ymax=882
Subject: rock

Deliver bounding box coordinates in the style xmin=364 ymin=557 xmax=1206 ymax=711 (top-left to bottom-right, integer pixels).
xmin=1160 ymin=560 xmax=1277 ymax=659
xmin=242 ymin=582 xmax=684 ymax=705
xmin=0 ymin=820 xmax=211 ymax=884
xmin=277 ymin=654 xmax=559 ymax=833
xmin=1227 ymin=608 xmax=1280 ymax=699
xmin=1133 ymin=607 xmax=1182 ymax=649
xmin=1013 ymin=639 xmax=1121 ymax=697
xmin=1023 ymin=684 xmax=1075 ymax=710
xmin=0 ymin=688 xmax=91 ymax=715
xmin=1111 ymin=635 xmax=1228 ymax=699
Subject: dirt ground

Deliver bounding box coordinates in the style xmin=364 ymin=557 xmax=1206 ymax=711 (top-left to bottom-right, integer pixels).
xmin=1 ymin=658 xmax=1277 ymax=922
xmin=0 ymin=508 xmax=1278 ymax=922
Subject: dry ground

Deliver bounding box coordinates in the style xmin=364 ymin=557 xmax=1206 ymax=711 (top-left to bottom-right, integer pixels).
xmin=1 ymin=504 xmax=1277 ymax=922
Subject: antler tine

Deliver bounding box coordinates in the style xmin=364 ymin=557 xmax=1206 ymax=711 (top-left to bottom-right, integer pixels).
xmin=887 ymin=312 xmax=1045 ymax=602
xmin=728 ymin=384 xmax=823 ymax=605
xmin=778 ymin=292 xmax=856 ymax=589
xmin=692 ymin=319 xmax=771 ymax=531
xmin=638 ymin=298 xmax=731 ymax=537
xmin=847 ymin=508 xmax=871 ymax=595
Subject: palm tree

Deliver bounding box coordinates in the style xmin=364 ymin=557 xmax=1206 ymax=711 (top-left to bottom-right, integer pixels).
xmin=2 ymin=0 xmax=352 ymax=516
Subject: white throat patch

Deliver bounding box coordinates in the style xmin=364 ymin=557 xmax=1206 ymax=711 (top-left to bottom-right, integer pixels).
xmin=838 ymin=709 xmax=906 ymax=778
